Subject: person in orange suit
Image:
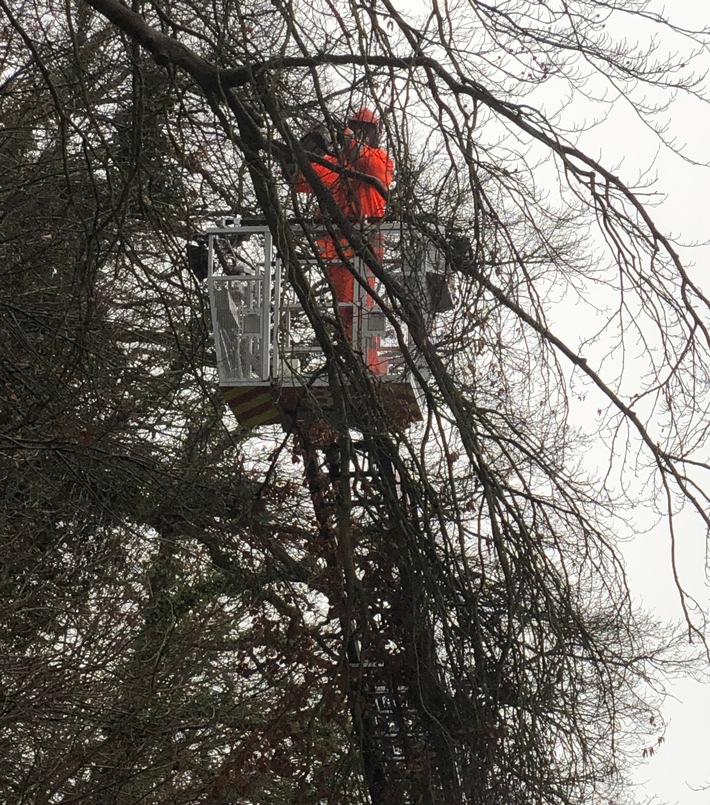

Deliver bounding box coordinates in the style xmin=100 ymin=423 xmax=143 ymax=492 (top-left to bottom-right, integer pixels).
xmin=294 ymin=108 xmax=394 ymax=375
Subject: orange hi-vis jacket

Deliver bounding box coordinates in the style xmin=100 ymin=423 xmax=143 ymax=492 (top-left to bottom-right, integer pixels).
xmin=294 ymin=142 xmax=393 ymax=290
xmin=295 ymin=143 xmax=394 ymax=376
xmin=295 ymin=145 xmax=394 ymax=223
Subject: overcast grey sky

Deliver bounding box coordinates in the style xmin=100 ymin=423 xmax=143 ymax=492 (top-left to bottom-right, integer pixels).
xmin=574 ymin=5 xmax=710 ymax=802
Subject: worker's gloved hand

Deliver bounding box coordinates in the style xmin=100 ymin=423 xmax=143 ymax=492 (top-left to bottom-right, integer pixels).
xmin=300 ymin=125 xmax=330 ymax=157
xmin=342 ymin=128 xmax=363 ymax=162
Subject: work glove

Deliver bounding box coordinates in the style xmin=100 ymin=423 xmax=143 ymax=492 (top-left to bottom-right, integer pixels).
xmin=300 ymin=124 xmax=331 ymax=157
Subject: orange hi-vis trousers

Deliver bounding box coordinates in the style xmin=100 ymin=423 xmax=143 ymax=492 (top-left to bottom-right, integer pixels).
xmin=321 ymin=231 xmax=386 ymax=376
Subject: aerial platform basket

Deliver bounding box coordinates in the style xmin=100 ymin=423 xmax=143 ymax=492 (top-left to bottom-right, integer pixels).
xmin=204 ymin=219 xmax=447 ymax=431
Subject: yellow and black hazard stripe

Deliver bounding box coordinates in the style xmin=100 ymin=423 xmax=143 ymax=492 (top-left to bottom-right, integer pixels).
xmin=222 ymin=378 xmax=424 ymax=431
xmin=221 ymin=386 xmax=282 ymax=429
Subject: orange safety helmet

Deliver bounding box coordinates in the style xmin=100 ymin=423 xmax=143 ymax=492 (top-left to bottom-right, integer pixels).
xmin=348 ymin=107 xmax=380 ymax=126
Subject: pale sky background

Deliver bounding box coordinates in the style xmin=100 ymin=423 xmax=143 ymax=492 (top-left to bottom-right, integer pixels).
xmin=623 ymin=117 xmax=710 ymax=804
xmin=564 ymin=6 xmax=710 ymax=802
xmin=466 ymin=2 xmax=710 ymax=796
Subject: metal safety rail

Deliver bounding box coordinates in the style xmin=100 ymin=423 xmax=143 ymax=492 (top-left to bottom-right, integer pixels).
xmin=206 ymin=223 xmax=281 ymax=383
